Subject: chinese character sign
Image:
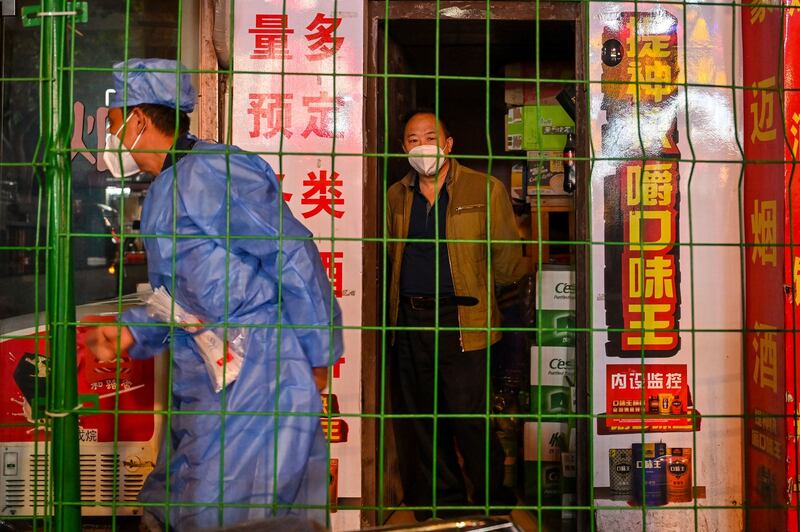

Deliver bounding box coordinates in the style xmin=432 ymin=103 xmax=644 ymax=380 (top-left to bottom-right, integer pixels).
xmin=742 ymin=0 xmax=790 ymax=527
xmin=601 ymin=13 xmax=680 ymax=106
xmin=619 ymin=160 xmax=680 ymax=353
xmin=232 ymin=1 xmax=364 ymax=511
xmin=604 ymin=364 xmax=692 ymax=433
xmin=71 ymin=101 xmax=110 ymax=172
xmin=601 ymin=12 xmax=682 ymax=358
xmin=749 ymin=77 xmax=778 ymax=144
xmin=750 ymin=199 xmax=778 ymax=267
xmin=233 ymin=2 xmax=363 ymax=240
xmin=752 ymin=323 xmax=778 ymax=394
xmin=249 ymin=14 xmax=294 ymax=60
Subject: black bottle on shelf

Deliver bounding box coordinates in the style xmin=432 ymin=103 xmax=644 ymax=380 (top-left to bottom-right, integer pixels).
xmin=563 ymin=131 xmax=576 ymax=194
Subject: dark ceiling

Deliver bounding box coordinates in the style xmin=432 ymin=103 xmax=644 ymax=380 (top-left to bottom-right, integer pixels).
xmin=383 ymin=18 xmax=575 ymax=77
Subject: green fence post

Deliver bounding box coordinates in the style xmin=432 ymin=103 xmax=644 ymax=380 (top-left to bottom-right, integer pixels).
xmin=38 ymin=0 xmax=81 ymax=529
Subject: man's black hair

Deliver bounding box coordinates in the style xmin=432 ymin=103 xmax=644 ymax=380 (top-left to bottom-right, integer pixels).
xmin=401 ymin=108 xmax=451 ymax=139
xmin=128 ymin=103 xmax=190 ymax=137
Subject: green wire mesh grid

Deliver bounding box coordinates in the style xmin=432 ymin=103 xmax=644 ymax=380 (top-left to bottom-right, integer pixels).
xmin=0 ymin=0 xmax=797 ymax=531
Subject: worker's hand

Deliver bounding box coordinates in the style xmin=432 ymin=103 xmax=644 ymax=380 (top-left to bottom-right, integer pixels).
xmin=85 ymin=325 xmax=134 ymax=362
xmin=313 ymin=367 xmax=328 ymax=392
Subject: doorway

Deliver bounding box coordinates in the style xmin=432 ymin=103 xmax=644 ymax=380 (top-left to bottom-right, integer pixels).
xmin=363 ymin=2 xmax=589 ymax=530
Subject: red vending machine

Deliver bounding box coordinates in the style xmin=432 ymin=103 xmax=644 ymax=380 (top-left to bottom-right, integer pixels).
xmin=0 ymin=312 xmax=165 ymax=517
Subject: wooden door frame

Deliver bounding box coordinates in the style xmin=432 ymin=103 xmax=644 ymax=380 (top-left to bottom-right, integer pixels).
xmin=362 ymin=2 xmax=589 ymax=528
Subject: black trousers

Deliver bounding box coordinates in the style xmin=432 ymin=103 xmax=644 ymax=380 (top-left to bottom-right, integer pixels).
xmin=393 ymin=301 xmax=505 ymax=519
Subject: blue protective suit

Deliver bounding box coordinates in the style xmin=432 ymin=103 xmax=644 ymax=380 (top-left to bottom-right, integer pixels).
xmin=120 ymin=141 xmax=343 ymax=530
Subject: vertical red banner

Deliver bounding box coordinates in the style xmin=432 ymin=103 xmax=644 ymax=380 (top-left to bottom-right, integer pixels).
xmin=784 ymin=5 xmax=800 ymax=531
xmin=601 ymin=12 xmax=682 ymax=360
xmin=743 ymin=1 xmax=794 ymax=530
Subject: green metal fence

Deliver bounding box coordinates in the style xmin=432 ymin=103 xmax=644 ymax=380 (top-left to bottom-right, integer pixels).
xmin=0 ymin=0 xmax=786 ymax=531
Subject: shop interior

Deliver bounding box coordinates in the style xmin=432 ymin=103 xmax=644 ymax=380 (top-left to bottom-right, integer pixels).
xmin=373 ymin=11 xmax=582 ymax=530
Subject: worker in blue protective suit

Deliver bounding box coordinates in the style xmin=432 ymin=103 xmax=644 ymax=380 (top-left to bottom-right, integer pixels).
xmin=85 ymin=58 xmax=343 ymax=531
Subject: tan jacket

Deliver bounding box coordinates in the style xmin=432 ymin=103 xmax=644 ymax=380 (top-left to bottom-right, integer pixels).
xmin=387 ymin=159 xmax=529 ymax=351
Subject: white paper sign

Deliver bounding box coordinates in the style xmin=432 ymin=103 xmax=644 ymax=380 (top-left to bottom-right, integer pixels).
xmin=231 ymin=2 xmax=364 ymax=521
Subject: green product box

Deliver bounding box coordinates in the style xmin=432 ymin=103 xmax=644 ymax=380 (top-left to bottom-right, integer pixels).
xmin=529 ymin=384 xmax=571 ymax=415
xmin=531 ymin=268 xmax=576 ymax=415
xmin=538 ymin=310 xmax=576 ymax=347
xmin=530 ymin=346 xmax=575 ymax=414
xmin=505 ymin=105 xmax=575 ymax=152
xmin=535 ymin=267 xmax=576 ymax=346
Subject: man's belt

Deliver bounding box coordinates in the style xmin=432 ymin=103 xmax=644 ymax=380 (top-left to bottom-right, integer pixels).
xmin=400 ymin=295 xmax=479 ymax=310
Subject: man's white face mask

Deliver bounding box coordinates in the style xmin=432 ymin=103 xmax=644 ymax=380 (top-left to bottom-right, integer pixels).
xmin=103 ymin=113 xmax=145 ymax=178
xmin=407 ymin=144 xmax=447 ymax=177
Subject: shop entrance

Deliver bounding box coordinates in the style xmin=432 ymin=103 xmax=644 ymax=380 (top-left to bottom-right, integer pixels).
xmin=364 ymin=2 xmax=589 ymax=529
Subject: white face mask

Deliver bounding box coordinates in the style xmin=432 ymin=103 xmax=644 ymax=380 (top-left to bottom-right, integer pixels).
xmin=407 ymin=144 xmax=447 ymax=176
xmin=103 ymin=114 xmax=145 ymax=178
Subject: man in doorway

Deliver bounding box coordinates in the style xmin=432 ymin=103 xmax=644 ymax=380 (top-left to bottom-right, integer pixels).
xmin=85 ymin=58 xmax=342 ymax=531
xmin=386 ymin=110 xmax=528 ymax=518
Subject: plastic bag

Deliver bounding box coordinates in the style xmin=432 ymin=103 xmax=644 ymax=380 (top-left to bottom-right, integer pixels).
xmin=143 ymin=286 xmax=244 ymax=392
